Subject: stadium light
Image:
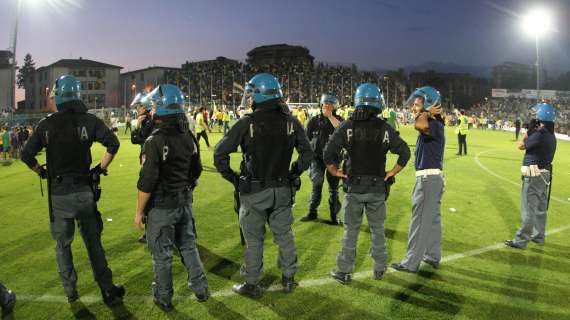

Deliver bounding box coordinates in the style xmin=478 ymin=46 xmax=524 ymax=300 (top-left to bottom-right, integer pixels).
xmin=521 ymin=8 xmax=553 ymax=103
xmin=522 ymin=9 xmax=552 ymax=36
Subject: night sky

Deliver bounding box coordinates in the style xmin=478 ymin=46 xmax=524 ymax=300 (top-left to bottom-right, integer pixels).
xmin=1 ymin=0 xmax=569 ymax=98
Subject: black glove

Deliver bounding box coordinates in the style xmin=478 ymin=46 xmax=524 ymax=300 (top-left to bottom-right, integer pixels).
xmin=38 ymin=165 xmax=47 ymax=179
xmin=290 ymin=161 xmax=300 ymax=176
xmin=90 ymin=164 xmax=108 ymax=177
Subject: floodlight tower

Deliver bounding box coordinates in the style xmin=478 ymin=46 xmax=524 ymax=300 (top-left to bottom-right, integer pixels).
xmin=522 ymin=8 xmax=552 ymax=104
xmin=8 ymin=0 xmax=23 ymax=114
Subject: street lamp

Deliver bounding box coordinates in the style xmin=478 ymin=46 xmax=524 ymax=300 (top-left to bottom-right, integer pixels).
xmin=522 ymin=8 xmax=553 ymax=103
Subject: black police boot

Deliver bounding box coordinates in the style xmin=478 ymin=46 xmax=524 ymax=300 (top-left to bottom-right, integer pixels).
xmin=232 ymin=282 xmax=262 ymax=299
xmin=329 ymin=197 xmax=341 ymax=225
xmin=300 ymin=212 xmax=317 ymax=222
xmin=330 ymin=270 xmax=351 ymax=285
xmin=504 ymin=240 xmax=525 ymax=249
xmin=195 ymin=288 xmax=210 ymax=302
xmin=101 ymin=285 xmax=125 ymax=306
xmin=0 ymin=287 xmax=16 ymax=316
xmin=67 ymin=289 xmax=79 ymax=303
xmin=391 ymin=263 xmax=416 ymax=273
xmin=422 ymin=259 xmax=440 ymax=269
xmin=281 ymin=275 xmax=298 ymax=293
xmin=152 ymin=282 xmax=173 ymax=312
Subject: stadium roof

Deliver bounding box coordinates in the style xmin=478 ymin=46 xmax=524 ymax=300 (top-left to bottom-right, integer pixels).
xmin=121 ymin=66 xmax=181 ymax=76
xmin=42 ymin=58 xmax=122 ymax=69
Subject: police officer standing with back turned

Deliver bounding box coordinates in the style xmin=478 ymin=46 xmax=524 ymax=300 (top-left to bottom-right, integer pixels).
xmin=392 ymin=86 xmax=445 ymax=273
xmin=214 ymin=73 xmax=313 ymax=298
xmin=0 ymin=282 xmax=16 ymax=316
xmin=21 ymin=75 xmax=125 ymax=306
xmin=505 ymin=103 xmax=557 ymax=249
xmin=300 ymin=94 xmax=343 ymax=224
xmin=325 ymin=83 xmax=410 ymax=284
xmin=134 ymin=84 xmax=209 ymax=311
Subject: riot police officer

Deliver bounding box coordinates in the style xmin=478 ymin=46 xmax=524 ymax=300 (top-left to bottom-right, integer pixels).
xmin=0 ymin=282 xmax=15 ymax=316
xmin=214 ymin=73 xmax=313 ymax=298
xmin=21 ymin=75 xmax=125 ymax=305
xmin=130 ymin=91 xmax=154 ymax=243
xmin=324 ymin=83 xmax=410 ymax=284
xmin=134 ymin=84 xmax=209 ymax=311
xmin=131 ymin=92 xmax=155 ymax=158
xmin=392 ymin=87 xmax=445 ymax=273
xmin=505 ymin=103 xmax=557 ymax=249
xmin=300 ymin=94 xmax=343 ymax=224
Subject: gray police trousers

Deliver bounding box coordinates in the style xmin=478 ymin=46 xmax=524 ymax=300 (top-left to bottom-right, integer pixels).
xmin=336 ymin=192 xmax=388 ymax=273
xmin=239 ymin=187 xmax=298 ymax=284
xmin=147 ymin=203 xmax=208 ymax=302
xmin=0 ymin=282 xmax=11 ymax=305
xmin=50 ymin=191 xmax=114 ymax=297
xmin=513 ymin=173 xmax=550 ymax=247
xmin=400 ymin=174 xmax=444 ymax=271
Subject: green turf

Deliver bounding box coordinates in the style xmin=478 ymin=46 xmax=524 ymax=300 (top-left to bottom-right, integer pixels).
xmin=1 ymin=125 xmax=569 ymax=320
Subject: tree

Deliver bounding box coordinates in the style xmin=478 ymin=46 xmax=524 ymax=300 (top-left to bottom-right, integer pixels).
xmin=17 ymin=53 xmax=35 ymax=89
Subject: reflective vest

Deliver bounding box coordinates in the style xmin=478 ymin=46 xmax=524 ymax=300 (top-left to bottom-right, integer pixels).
xmin=456 ymin=116 xmax=469 ymax=135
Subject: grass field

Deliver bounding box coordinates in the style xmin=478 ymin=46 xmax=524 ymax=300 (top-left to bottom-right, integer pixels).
xmin=1 ymin=125 xmax=569 ymax=320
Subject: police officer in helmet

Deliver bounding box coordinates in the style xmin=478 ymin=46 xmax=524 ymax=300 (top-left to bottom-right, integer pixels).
xmin=0 ymin=282 xmax=16 ymax=316
xmin=300 ymin=93 xmax=343 ymax=224
xmin=505 ymin=103 xmax=557 ymax=249
xmin=134 ymin=84 xmax=209 ymax=311
xmin=130 ymin=91 xmax=155 ymax=244
xmin=392 ymin=86 xmax=445 ymax=273
xmin=325 ymin=83 xmax=410 ymax=284
xmin=214 ymin=73 xmax=313 ymax=298
xmin=131 ymin=91 xmax=155 ymax=154
xmin=21 ymin=75 xmax=125 ymax=305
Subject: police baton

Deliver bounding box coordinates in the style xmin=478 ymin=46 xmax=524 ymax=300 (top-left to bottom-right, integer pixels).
xmin=546 ymin=165 xmax=553 ymax=210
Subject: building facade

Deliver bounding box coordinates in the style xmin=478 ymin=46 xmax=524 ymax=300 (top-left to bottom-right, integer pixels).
xmin=119 ymin=66 xmax=181 ymax=107
xmin=492 ymin=62 xmax=547 ymax=90
xmin=23 ymin=58 xmax=122 ymax=112
xmin=409 ymin=71 xmax=489 ymax=108
xmin=0 ymin=51 xmax=14 ymax=112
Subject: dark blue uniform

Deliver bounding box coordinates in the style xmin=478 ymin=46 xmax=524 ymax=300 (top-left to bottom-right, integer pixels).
xmin=510 ymin=127 xmax=557 ymax=247
xmin=304 ymin=113 xmax=344 ymax=222
xmin=396 ymin=117 xmax=445 ymax=272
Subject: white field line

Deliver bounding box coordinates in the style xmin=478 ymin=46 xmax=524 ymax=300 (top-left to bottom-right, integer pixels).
xmin=16 ymin=223 xmax=570 ymax=304
xmin=474 ymin=150 xmax=569 ymax=205
xmin=14 ymin=151 xmax=570 ymax=304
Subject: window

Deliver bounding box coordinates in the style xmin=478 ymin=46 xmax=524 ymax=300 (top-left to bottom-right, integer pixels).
xmin=140 ymin=73 xmax=145 ymax=81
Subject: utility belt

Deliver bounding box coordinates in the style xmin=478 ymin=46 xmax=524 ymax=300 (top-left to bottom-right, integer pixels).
xmin=53 ymin=175 xmax=91 ymax=185
xmin=343 ymin=175 xmax=386 ymax=194
xmin=238 ymin=176 xmax=292 ymax=194
xmin=521 ymin=165 xmax=550 ymax=177
xmin=415 ymin=169 xmax=443 ymax=177
xmin=150 ymin=186 xmax=193 ymax=209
